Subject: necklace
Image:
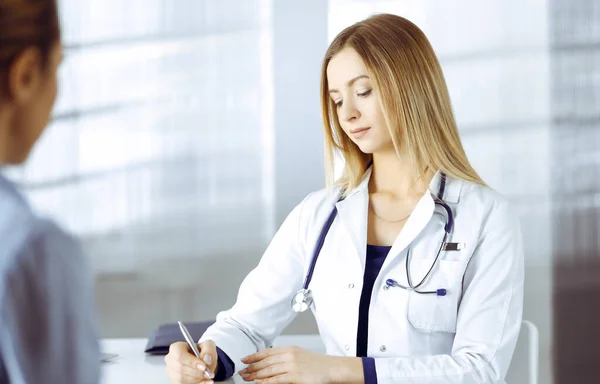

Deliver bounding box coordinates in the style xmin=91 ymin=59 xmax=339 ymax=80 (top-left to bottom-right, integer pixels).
xmin=369 ymin=200 xmax=413 ymax=223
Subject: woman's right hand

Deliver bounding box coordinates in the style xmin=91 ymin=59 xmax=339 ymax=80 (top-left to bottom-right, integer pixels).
xmin=165 ymin=340 xmax=218 ymax=384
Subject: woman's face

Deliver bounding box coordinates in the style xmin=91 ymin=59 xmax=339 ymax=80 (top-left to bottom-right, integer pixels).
xmin=326 ymin=47 xmax=393 ymax=155
xmin=3 ymin=42 xmax=63 ymax=164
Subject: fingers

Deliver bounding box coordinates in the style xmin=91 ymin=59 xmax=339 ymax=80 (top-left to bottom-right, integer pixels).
xmin=241 ymin=353 xmax=287 ymax=375
xmin=165 ymin=341 xmax=213 ymax=383
xmin=255 ymin=375 xmax=292 ymax=384
xmin=239 ymin=349 xmax=292 ymax=382
xmin=166 ymin=365 xmax=214 ymax=384
xmin=240 ymin=362 xmax=287 ymax=381
xmin=242 ymin=346 xmax=288 ymax=364
xmin=198 ymin=339 xmax=218 ymax=376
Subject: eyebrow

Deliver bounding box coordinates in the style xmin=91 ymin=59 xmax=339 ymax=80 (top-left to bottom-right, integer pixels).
xmin=328 ymin=75 xmax=370 ymax=94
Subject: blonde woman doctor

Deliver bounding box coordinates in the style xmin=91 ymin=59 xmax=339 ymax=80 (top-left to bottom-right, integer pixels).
xmin=166 ymin=13 xmax=524 ymax=384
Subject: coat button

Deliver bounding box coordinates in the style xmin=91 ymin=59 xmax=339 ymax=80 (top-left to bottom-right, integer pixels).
xmin=380 ymin=345 xmax=387 ymax=352
xmin=348 ymin=283 xmax=354 ymax=289
xmin=345 ymin=344 xmax=350 ymax=351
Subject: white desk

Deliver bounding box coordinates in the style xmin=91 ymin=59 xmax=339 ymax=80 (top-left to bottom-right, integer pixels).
xmin=100 ymin=335 xmax=325 ymax=384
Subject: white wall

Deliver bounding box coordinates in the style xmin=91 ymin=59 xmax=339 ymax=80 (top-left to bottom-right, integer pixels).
xmin=273 ymin=0 xmax=329 ymax=227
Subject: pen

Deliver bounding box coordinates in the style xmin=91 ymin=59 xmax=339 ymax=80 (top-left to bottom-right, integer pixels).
xmin=178 ymin=321 xmax=213 ymax=380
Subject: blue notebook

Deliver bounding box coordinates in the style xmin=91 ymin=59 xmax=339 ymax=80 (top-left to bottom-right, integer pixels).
xmin=144 ymin=321 xmax=214 ymax=355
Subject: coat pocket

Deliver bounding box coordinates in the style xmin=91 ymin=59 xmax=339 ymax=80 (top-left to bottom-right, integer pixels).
xmin=407 ymin=259 xmax=465 ymax=333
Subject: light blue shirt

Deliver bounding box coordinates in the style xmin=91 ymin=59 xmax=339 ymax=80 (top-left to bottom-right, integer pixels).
xmin=0 ymin=174 xmax=100 ymax=384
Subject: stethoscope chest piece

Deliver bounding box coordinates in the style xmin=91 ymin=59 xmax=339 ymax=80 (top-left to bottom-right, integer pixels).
xmin=291 ymin=288 xmax=313 ymax=312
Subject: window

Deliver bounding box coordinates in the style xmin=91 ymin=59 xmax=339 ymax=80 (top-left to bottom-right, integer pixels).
xmin=4 ymin=0 xmax=274 ymax=275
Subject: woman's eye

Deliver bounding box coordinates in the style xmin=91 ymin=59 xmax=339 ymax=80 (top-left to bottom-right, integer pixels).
xmin=357 ymin=90 xmax=372 ymax=97
xmin=334 ymin=100 xmax=343 ymax=107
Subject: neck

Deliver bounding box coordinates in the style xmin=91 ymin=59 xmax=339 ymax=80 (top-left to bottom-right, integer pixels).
xmin=369 ymin=150 xmax=433 ymax=199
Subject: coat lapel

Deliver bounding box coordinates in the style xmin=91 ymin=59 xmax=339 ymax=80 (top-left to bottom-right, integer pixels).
xmin=334 ymin=168 xmax=371 ymax=272
xmin=332 ymin=169 xmax=464 ymax=276
xmin=378 ymin=172 xmax=463 ymax=280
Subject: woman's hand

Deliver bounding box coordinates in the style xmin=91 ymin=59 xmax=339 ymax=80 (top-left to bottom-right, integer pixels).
xmin=165 ymin=340 xmax=218 ymax=384
xmin=238 ymin=346 xmax=363 ymax=384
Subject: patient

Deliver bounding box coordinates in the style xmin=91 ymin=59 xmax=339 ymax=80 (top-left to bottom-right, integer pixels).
xmin=0 ymin=0 xmax=100 ymax=382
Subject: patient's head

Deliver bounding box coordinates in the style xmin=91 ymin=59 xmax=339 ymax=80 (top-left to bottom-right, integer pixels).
xmin=0 ymin=0 xmax=63 ymax=164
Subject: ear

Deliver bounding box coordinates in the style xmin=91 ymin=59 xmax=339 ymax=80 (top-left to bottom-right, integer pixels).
xmin=7 ymin=47 xmax=44 ymax=104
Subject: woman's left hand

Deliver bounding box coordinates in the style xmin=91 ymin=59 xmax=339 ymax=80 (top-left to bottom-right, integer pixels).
xmin=238 ymin=346 xmax=339 ymax=384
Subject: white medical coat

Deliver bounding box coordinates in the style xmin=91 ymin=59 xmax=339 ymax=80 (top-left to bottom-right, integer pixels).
xmin=200 ymin=169 xmax=524 ymax=383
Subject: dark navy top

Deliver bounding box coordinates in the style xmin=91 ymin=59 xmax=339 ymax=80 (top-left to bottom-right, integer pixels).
xmin=356 ymin=244 xmax=391 ymax=383
xmin=213 ymin=245 xmax=391 ymax=383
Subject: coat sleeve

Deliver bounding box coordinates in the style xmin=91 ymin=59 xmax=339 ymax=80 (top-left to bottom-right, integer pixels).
xmin=199 ymin=195 xmax=312 ymax=374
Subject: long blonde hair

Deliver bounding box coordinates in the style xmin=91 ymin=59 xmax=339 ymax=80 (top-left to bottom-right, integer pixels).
xmin=321 ymin=13 xmax=485 ymax=193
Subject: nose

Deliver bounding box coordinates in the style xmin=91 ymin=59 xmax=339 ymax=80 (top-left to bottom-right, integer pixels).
xmin=338 ymin=98 xmax=360 ymax=122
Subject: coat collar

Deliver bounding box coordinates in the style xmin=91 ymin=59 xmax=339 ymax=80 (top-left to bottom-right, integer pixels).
xmin=342 ymin=167 xmax=463 ymax=204
xmin=333 ymin=166 xmax=463 ymax=270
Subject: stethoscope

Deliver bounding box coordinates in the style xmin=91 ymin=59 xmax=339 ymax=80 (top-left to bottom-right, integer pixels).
xmin=291 ymin=173 xmax=454 ymax=313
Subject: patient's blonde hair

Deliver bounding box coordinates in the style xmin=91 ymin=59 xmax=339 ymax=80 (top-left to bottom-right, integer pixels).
xmin=320 ymin=13 xmax=485 ymax=193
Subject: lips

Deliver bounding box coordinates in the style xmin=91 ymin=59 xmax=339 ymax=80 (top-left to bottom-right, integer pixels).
xmin=350 ymin=127 xmax=370 ymax=139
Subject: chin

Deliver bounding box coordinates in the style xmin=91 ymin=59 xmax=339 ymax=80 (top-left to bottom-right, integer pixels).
xmin=354 ymin=142 xmax=378 ymax=155
xmin=356 ymin=140 xmax=397 ymax=156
